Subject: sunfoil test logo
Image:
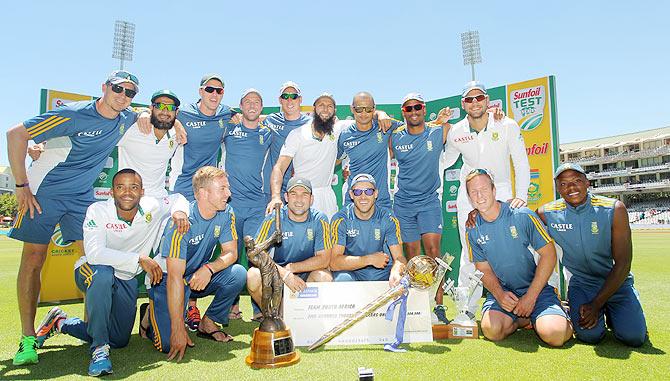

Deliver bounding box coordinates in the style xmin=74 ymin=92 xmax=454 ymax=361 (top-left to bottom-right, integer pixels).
xmin=511 ymin=86 xmax=545 ymax=131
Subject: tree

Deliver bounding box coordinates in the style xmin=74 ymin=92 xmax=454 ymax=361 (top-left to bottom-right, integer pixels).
xmin=0 ymin=193 xmax=18 ymax=217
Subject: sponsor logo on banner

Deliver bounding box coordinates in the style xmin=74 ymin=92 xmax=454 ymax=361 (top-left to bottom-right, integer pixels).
xmin=94 ymin=187 xmax=111 ymax=199
xmin=527 ymin=169 xmax=542 ymax=203
xmin=449 ymin=185 xmax=458 ymax=197
xmin=98 ymin=172 xmax=108 ymax=182
xmin=489 ymin=99 xmax=503 ymax=109
xmin=451 ymin=215 xmax=458 ymax=228
xmin=105 ymin=157 xmax=114 ymax=168
xmin=444 ymin=169 xmax=460 ymax=182
xmin=51 ymin=226 xmax=70 ymax=248
xmin=446 ymin=200 xmax=458 ymax=213
xmin=511 ymin=86 xmax=545 ymax=131
xmin=527 ymin=142 xmax=549 ymax=156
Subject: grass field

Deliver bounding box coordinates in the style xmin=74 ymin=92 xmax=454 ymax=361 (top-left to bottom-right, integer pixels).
xmin=0 ymin=231 xmax=668 ymax=380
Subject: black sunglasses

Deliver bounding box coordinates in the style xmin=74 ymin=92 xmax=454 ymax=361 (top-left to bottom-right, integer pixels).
xmin=352 ymin=188 xmax=375 ymax=196
xmin=109 ymin=83 xmax=137 ymax=98
xmin=402 ymin=104 xmax=425 ymax=112
xmin=202 ymin=86 xmax=224 ymax=94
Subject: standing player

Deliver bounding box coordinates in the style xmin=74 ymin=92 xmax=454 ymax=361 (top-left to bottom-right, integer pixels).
xmin=337 ymin=92 xmax=401 ymax=209
xmin=34 ymin=169 xmax=189 ymax=376
xmin=465 ymin=169 xmax=572 ymax=346
xmin=442 ymin=81 xmax=529 ymax=315
xmin=247 ymin=177 xmax=332 ymax=320
xmin=390 ymin=93 xmax=450 ymax=309
xmin=141 ymin=167 xmax=246 ymax=360
xmin=330 ymin=174 xmax=406 ymax=286
xmin=538 ymin=164 xmax=647 ymax=347
xmin=7 ymin=70 xmax=140 ymax=366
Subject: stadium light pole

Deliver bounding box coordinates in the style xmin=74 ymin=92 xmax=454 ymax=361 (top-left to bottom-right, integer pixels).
xmin=461 ymin=30 xmax=482 ymax=81
xmin=112 ymin=20 xmax=135 ymax=70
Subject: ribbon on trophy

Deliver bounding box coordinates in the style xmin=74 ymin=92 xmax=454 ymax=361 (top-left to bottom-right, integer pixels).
xmin=383 ymin=277 xmax=410 ymax=353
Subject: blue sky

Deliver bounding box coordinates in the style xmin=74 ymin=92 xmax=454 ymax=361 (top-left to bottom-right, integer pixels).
xmin=1 ymin=1 xmax=668 ymax=165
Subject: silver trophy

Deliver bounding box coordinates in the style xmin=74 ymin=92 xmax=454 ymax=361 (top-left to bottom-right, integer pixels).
xmin=443 ymin=270 xmax=483 ymax=336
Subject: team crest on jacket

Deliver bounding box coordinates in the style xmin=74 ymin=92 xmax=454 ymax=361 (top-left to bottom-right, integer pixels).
xmin=169 ymin=139 xmax=175 ymax=149
xmin=374 ymin=228 xmax=381 ymax=240
xmin=119 ymin=123 xmax=125 ymax=135
xmin=214 ymin=225 xmax=221 ymax=238
xmin=492 ymin=132 xmax=499 ymax=141
xmin=377 ymin=132 xmax=383 ymax=143
xmin=219 ymin=119 xmax=224 ymax=128
xmin=510 ymin=225 xmax=518 ymax=239
xmin=145 ymin=212 xmax=152 ymax=223
xmin=307 ymin=228 xmax=314 ymax=241
xmin=259 ymin=135 xmax=264 ymax=145
xmin=591 ymin=221 xmax=599 ymax=235
xmin=427 ymin=141 xmax=433 ymax=151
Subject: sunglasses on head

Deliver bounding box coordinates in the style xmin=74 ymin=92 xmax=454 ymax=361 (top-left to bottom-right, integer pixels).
xmin=352 ymin=188 xmax=375 ymax=197
xmin=402 ymin=104 xmax=425 ymax=112
xmin=114 ymin=71 xmax=139 ymax=84
xmin=202 ymin=86 xmax=224 ymax=94
xmin=109 ymin=83 xmax=137 ymax=98
xmin=462 ymin=94 xmax=487 ymax=103
xmin=280 ymin=93 xmax=300 ymax=100
xmin=353 ymin=106 xmax=375 ymax=113
xmin=152 ymin=102 xmax=178 ymax=112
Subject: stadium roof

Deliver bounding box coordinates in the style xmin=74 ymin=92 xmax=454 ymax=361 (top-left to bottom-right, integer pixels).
xmin=561 ymin=126 xmax=670 ymax=152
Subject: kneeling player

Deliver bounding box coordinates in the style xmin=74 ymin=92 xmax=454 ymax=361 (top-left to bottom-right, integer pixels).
xmin=330 ymin=174 xmax=406 ymax=286
xmin=465 ymin=169 xmax=572 ymax=347
xmin=247 ymin=177 xmax=332 ymax=320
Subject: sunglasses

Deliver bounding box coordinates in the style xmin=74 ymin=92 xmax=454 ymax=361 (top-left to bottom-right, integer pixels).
xmin=280 ymin=93 xmax=300 ymax=100
xmin=202 ymin=86 xmax=224 ymax=94
xmin=352 ymin=188 xmax=375 ymax=197
xmin=353 ymin=106 xmax=375 ymax=113
xmin=462 ymin=94 xmax=487 ymax=103
xmin=113 ymin=71 xmax=139 ymax=85
xmin=402 ymin=104 xmax=425 ymax=112
xmin=109 ymin=83 xmax=137 ymax=98
xmin=152 ymin=103 xmax=178 ymax=112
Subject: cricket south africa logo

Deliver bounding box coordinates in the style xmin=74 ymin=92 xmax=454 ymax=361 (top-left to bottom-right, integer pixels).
xmin=511 ymin=86 xmax=545 ymax=131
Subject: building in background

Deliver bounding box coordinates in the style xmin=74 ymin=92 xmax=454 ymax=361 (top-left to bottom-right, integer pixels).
xmin=0 ymin=166 xmax=15 ymax=194
xmin=560 ymin=126 xmax=670 ymax=224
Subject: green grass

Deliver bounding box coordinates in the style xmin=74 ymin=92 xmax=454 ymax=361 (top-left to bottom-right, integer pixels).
xmin=0 ymin=230 xmax=668 ymax=380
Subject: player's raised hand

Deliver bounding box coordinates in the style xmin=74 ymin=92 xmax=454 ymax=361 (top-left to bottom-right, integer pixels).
xmin=434 ymin=107 xmax=453 ymax=125
xmin=490 ymin=106 xmax=505 ymax=121
xmin=507 ymin=198 xmax=527 ymax=209
xmin=137 ymin=110 xmax=152 ymax=134
xmin=171 ymin=211 xmax=190 ymax=234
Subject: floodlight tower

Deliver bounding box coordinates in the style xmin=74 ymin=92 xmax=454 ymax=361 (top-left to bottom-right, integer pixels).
xmin=112 ymin=20 xmax=135 ymax=70
xmin=461 ymin=30 xmax=482 ymax=81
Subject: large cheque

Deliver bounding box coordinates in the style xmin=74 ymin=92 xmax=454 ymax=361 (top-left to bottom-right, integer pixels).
xmin=283 ymin=281 xmax=433 ymax=347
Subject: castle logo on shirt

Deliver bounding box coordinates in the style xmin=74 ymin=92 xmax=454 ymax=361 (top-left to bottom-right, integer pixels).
xmin=510 ymin=226 xmax=518 ymax=239
xmin=591 ymin=221 xmax=599 ymax=235
xmin=307 ymin=228 xmax=314 ymax=241
xmin=394 ymin=144 xmax=413 ymax=153
xmin=550 ymin=223 xmax=573 ymax=232
xmin=214 ymin=225 xmax=221 ymax=238
xmin=282 ymin=231 xmax=294 ymax=240
xmin=343 ymin=140 xmax=359 ymax=149
xmin=374 ymin=228 xmax=381 ymax=240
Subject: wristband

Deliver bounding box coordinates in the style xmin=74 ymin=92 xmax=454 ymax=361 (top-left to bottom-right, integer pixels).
xmin=282 ymin=271 xmax=293 ymax=282
xmin=204 ymin=263 xmax=214 ymax=275
xmin=15 ymin=182 xmax=29 ymax=188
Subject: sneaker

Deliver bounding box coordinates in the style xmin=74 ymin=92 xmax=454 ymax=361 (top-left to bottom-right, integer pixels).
xmin=185 ymin=305 xmax=201 ymax=332
xmin=13 ymin=336 xmax=38 ymax=366
xmin=36 ymin=307 xmax=67 ymax=348
xmin=88 ymin=344 xmax=112 ymax=377
xmin=433 ymin=305 xmax=450 ymax=325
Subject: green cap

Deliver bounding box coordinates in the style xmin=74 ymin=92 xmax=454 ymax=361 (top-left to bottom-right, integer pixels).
xmin=200 ymin=73 xmax=224 ymax=87
xmin=151 ymin=89 xmax=180 ymax=107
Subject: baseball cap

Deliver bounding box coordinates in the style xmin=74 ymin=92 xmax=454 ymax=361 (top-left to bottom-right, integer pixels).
xmin=553 ymin=163 xmax=586 ymax=179
xmin=286 ymin=177 xmax=312 ymax=193
xmin=151 ymin=89 xmax=180 ymax=107
xmin=350 ymin=173 xmax=377 ymax=189
xmin=107 ymin=70 xmax=139 ymax=92
xmin=200 ymin=73 xmax=224 ymax=87
xmin=314 ymin=92 xmax=336 ymax=106
xmin=241 ymin=88 xmax=262 ymax=101
xmin=461 ymin=81 xmax=487 ymax=97
xmin=402 ymin=92 xmax=425 ymax=106
xmin=279 ymin=81 xmax=302 ymax=96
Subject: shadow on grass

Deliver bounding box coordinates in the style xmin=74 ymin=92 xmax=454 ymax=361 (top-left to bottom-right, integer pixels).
xmin=591 ymin=335 xmax=665 ymax=359
xmin=302 ymin=341 xmax=451 ymax=355
xmin=0 ymin=321 xmax=253 ymax=379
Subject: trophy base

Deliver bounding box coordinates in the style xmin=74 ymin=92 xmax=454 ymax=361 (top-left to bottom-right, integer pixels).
xmin=245 ymin=327 xmax=300 ymax=369
xmin=432 ymin=323 xmax=479 ymax=340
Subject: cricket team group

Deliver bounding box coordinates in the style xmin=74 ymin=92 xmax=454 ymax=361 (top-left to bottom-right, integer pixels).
xmin=6 ymin=70 xmax=647 ymax=376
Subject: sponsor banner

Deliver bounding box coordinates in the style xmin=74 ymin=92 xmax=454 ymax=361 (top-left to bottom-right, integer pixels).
xmin=39 ymin=225 xmax=84 ymax=302
xmin=284 ymin=282 xmax=432 ymax=347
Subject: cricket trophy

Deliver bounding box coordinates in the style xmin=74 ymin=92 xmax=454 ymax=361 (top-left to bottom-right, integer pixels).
xmin=436 ymin=269 xmax=484 ymax=339
xmin=244 ymin=204 xmax=300 ymax=369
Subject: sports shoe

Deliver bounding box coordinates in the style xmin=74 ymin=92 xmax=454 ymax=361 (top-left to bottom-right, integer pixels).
xmin=89 ymin=344 xmax=112 ymax=377
xmin=433 ymin=305 xmax=450 ymax=325
xmin=13 ymin=335 xmax=38 ymax=366
xmin=36 ymin=306 xmax=67 ymax=348
xmin=185 ymin=305 xmax=201 ymax=332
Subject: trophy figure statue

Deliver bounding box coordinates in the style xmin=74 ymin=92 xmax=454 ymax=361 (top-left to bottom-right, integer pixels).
xmin=308 ymin=255 xmax=452 ymax=351
xmin=440 ymin=270 xmax=484 ymax=339
xmin=244 ymin=204 xmax=300 ymax=369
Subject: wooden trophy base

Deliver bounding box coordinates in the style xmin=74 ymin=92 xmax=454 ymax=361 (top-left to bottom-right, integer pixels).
xmin=432 ymin=323 xmax=479 ymax=340
xmin=246 ymin=328 xmax=300 ymax=369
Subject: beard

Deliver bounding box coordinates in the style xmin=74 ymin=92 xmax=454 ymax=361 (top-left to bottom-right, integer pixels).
xmin=151 ymin=113 xmax=176 ymax=130
xmin=312 ymin=112 xmax=336 ymax=136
